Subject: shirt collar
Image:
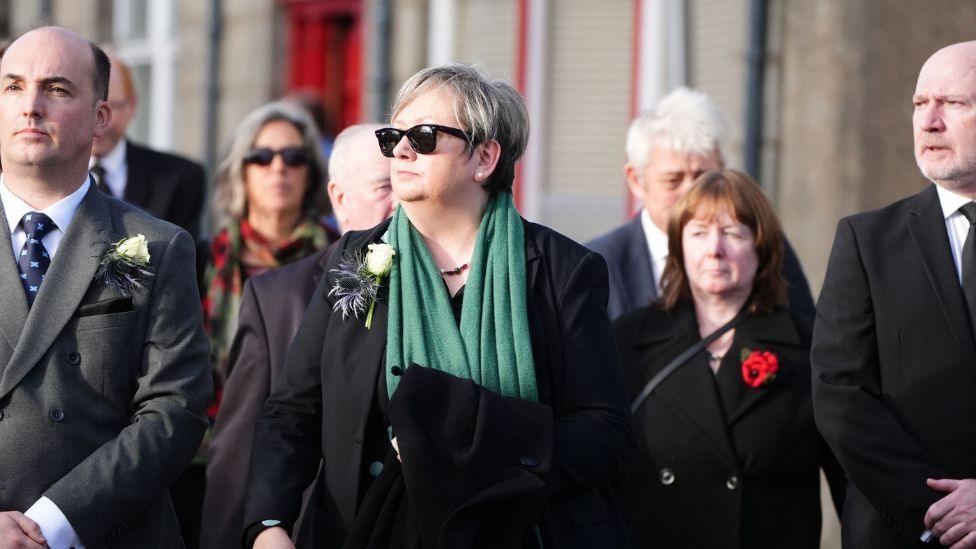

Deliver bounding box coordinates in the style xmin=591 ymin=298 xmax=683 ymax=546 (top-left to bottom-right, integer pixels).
xmin=90 ymin=138 xmax=126 ymax=175
xmin=936 ymin=184 xmax=975 ymax=219
xmin=0 ymin=174 xmax=92 ymax=235
xmin=640 ymin=208 xmax=670 ymax=260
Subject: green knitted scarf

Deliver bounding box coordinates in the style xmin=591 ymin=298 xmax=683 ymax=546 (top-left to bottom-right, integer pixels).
xmin=385 ymin=192 xmax=537 ymax=401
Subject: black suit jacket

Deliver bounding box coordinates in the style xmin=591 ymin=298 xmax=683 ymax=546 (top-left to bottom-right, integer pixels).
xmin=201 ymin=246 xmax=331 ymax=549
xmin=614 ymin=302 xmax=844 ymax=549
xmin=123 ymin=140 xmax=206 ymax=241
xmin=586 ymin=214 xmax=816 ymax=322
xmin=813 ymin=184 xmax=976 ymax=548
xmin=244 ymin=218 xmax=635 ymax=548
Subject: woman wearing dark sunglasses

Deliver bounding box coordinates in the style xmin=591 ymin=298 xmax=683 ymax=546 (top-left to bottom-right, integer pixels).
xmin=199 ymin=101 xmax=337 ymax=484
xmin=244 ymin=64 xmax=634 ymax=549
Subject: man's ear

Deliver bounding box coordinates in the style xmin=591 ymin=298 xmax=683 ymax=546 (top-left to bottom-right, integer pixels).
xmin=327 ymin=180 xmax=346 ymax=223
xmin=93 ymin=100 xmax=112 ymax=139
xmin=472 ymin=140 xmax=501 ymax=183
xmin=625 ymin=163 xmax=646 ymax=201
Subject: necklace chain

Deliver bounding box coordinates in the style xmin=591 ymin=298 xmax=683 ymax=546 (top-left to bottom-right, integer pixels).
xmin=438 ymin=262 xmax=469 ymax=276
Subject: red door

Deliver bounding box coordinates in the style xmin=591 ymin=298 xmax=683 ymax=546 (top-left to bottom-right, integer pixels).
xmin=282 ymin=0 xmax=363 ymax=138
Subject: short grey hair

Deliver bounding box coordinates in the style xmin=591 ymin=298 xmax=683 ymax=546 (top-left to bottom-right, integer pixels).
xmin=391 ymin=63 xmax=529 ymax=194
xmin=212 ymin=100 xmax=328 ymax=228
xmin=625 ymin=87 xmax=728 ymax=172
xmin=329 ymin=123 xmax=385 ymax=185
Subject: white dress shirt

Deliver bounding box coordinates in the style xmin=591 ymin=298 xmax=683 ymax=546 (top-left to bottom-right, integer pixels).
xmin=0 ymin=175 xmax=89 ymax=549
xmin=89 ymin=139 xmax=128 ymax=199
xmin=640 ymin=208 xmax=670 ymax=295
xmin=936 ymin=184 xmax=975 ymax=284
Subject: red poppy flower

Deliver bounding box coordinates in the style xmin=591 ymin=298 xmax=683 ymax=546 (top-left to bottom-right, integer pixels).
xmin=741 ymin=350 xmax=779 ymax=388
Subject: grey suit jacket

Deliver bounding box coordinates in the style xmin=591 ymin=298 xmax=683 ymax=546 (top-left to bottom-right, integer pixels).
xmin=0 ymin=184 xmax=211 ymax=548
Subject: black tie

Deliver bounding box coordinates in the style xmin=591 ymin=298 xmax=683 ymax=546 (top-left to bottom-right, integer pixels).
xmin=90 ymin=163 xmax=111 ymax=195
xmin=959 ymin=202 xmax=976 ymax=328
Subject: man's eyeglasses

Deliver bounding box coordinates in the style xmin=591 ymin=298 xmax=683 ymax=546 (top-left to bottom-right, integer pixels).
xmin=375 ymin=124 xmax=471 ymax=158
xmin=243 ymin=147 xmax=309 ymax=167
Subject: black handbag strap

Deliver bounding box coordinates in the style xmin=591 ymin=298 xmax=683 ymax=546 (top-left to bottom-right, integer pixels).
xmin=630 ymin=309 xmax=748 ymax=414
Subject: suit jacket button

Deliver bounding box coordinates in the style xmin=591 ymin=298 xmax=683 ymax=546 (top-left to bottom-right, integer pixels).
xmin=520 ymin=456 xmax=540 ymax=468
xmin=725 ymin=475 xmax=739 ymax=490
xmin=659 ymin=468 xmax=675 ymax=485
xmin=66 ymin=351 xmax=80 ymax=365
xmin=369 ymin=461 xmax=384 ymax=477
xmin=50 ymin=409 xmax=64 ymax=422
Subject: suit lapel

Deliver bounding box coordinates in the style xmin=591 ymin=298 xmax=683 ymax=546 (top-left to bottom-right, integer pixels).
xmin=619 ymin=216 xmax=657 ymax=309
xmin=0 ymin=198 xmax=29 ymax=352
xmin=637 ymin=306 xmax=739 ymax=471
xmin=907 ymin=185 xmax=976 ymax=373
xmin=0 ymin=186 xmax=113 ymax=399
xmin=725 ymin=311 xmax=799 ymax=424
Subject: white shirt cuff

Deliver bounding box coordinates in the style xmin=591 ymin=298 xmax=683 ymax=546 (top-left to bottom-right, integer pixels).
xmin=24 ymin=496 xmax=85 ymax=549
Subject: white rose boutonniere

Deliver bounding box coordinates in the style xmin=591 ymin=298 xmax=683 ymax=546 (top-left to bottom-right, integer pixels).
xmin=329 ymin=242 xmax=396 ymax=329
xmin=95 ymin=234 xmax=154 ymax=295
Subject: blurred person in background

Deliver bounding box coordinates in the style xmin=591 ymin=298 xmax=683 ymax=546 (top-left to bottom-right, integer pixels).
xmin=586 ymin=87 xmax=814 ymax=323
xmin=201 ymin=123 xmax=395 ymax=549
xmin=90 ymin=51 xmax=206 ymax=240
xmin=188 ymin=101 xmax=336 ymax=548
xmin=243 ymin=63 xmax=633 ymax=549
xmin=613 ymin=170 xmax=844 ymax=548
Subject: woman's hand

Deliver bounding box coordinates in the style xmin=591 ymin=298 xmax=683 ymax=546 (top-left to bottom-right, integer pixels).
xmin=253 ymin=526 xmax=294 ymax=549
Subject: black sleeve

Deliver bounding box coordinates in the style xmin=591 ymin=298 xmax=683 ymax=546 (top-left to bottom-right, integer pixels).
xmin=812 ymin=218 xmax=950 ymax=541
xmin=547 ymin=251 xmax=635 ymax=495
xmin=242 ymin=273 xmax=333 ymax=538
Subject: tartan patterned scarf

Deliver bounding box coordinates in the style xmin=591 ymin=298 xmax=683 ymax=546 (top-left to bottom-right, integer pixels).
xmin=203 ymin=217 xmax=332 ymax=390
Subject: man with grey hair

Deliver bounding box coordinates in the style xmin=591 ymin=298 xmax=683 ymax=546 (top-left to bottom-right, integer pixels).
xmin=586 ymin=87 xmax=814 ymax=321
xmin=813 ymin=41 xmax=976 ymax=547
xmin=202 ymin=123 xmax=394 ymax=549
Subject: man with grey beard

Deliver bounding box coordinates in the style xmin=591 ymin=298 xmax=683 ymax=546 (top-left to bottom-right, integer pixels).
xmin=813 ymin=41 xmax=976 ymax=548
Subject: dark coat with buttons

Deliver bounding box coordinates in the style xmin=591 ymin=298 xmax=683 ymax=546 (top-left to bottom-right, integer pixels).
xmin=613 ymin=301 xmax=845 ymax=549
xmin=813 ymin=185 xmax=976 ymax=548
xmin=243 ymin=217 xmax=635 ymax=548
xmin=0 ymin=184 xmax=211 ymax=548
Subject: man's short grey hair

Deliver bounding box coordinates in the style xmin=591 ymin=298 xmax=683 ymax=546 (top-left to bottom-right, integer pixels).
xmin=391 ymin=63 xmax=529 ymax=194
xmin=329 ymin=123 xmax=385 ymax=186
xmin=212 ymin=100 xmax=328 ymax=228
xmin=625 ymin=87 xmax=728 ymax=171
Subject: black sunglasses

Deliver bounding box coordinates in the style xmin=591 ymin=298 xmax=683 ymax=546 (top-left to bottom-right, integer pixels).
xmin=375 ymin=124 xmax=471 ymax=157
xmin=243 ymin=146 xmax=309 ymax=167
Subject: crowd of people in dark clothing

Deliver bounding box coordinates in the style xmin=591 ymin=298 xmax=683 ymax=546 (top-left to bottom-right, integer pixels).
xmin=5 ymin=25 xmax=976 ymax=549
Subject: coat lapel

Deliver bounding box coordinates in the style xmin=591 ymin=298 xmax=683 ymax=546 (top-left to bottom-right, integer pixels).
xmin=0 ymin=186 xmax=113 ymax=399
xmin=619 ymin=216 xmax=657 ymax=308
xmin=907 ymin=185 xmax=976 ymax=374
xmin=725 ymin=311 xmax=799 ymax=425
xmin=0 ymin=198 xmax=29 ymax=353
xmin=636 ymin=305 xmax=739 ymax=471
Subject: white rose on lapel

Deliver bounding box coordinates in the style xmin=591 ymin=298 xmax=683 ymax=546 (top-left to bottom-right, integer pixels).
xmin=96 ymin=234 xmax=154 ymax=295
xmin=116 ymin=234 xmax=150 ymax=265
xmin=365 ymin=243 xmax=395 ymax=277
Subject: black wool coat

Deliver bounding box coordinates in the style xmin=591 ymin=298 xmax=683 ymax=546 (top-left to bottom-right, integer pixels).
xmin=244 ymin=217 xmax=635 ymax=548
xmin=613 ymin=301 xmax=845 ymax=549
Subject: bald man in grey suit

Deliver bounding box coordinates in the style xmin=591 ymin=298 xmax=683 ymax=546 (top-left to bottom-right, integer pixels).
xmin=0 ymin=27 xmax=209 ymax=548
